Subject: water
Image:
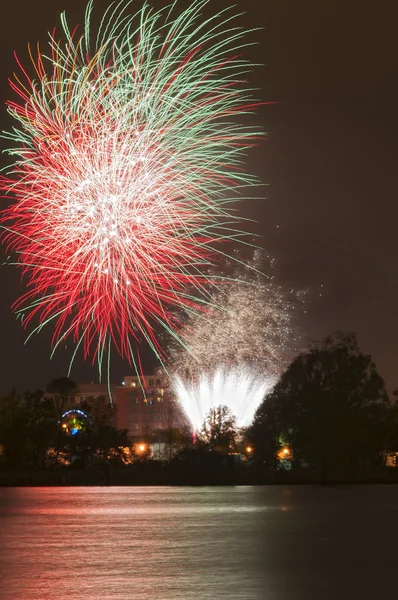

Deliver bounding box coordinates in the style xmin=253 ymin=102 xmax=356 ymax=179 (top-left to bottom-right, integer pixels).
xmin=1 ymin=485 xmax=398 ymax=599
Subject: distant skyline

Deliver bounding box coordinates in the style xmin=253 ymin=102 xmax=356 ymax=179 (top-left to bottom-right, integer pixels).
xmin=1 ymin=0 xmax=397 ymax=391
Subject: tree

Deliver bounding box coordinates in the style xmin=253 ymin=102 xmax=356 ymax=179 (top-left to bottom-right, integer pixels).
xmin=161 ymin=398 xmax=179 ymax=461
xmin=87 ymin=424 xmax=131 ymax=466
xmin=0 ymin=390 xmax=58 ymax=469
xmin=383 ymin=392 xmax=398 ymax=457
xmin=46 ymin=377 xmax=79 ymax=418
xmin=81 ymin=394 xmax=115 ymax=428
xmin=249 ymin=333 xmax=390 ymax=479
xmin=0 ymin=390 xmax=29 ymax=469
xmin=85 ymin=396 xmax=129 ymax=466
xmin=199 ymin=405 xmax=238 ymax=453
xmin=153 ymin=398 xmax=191 ymax=461
xmin=22 ymin=390 xmax=58 ymax=469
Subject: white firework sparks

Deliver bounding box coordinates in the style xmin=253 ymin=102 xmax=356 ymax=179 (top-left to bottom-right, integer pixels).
xmin=174 ymin=367 xmax=276 ymax=429
xmin=170 ymin=251 xmax=303 ymax=430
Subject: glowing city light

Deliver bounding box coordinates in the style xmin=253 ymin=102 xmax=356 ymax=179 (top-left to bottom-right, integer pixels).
xmin=277 ymin=447 xmax=292 ymax=460
xmin=60 ymin=409 xmax=88 ymax=436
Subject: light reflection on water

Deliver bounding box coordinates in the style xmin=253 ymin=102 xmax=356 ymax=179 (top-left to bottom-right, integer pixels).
xmin=0 ymin=487 xmax=268 ymax=600
xmin=1 ymin=485 xmax=398 ymax=600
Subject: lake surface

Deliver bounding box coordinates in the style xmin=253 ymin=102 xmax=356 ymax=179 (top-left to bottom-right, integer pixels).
xmin=0 ymin=485 xmax=398 ymax=599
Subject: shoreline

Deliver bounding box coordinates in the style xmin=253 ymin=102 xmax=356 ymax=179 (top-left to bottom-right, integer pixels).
xmin=2 ymin=466 xmax=398 ymax=487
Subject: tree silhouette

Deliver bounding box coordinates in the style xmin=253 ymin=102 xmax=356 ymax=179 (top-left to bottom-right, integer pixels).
xmin=200 ymin=405 xmax=238 ymax=453
xmin=46 ymin=377 xmax=79 ymax=418
xmin=249 ymin=333 xmax=390 ymax=479
xmin=0 ymin=390 xmax=57 ymax=469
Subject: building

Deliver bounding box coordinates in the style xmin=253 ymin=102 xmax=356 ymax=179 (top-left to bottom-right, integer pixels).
xmin=76 ymin=383 xmax=118 ymax=405
xmin=45 ymin=373 xmax=188 ymax=438
xmin=115 ymin=369 xmax=186 ymax=436
xmin=44 ymin=382 xmax=117 ymax=416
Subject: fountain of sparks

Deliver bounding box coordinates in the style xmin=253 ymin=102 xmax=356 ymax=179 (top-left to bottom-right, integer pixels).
xmin=170 ymin=251 xmax=304 ymax=431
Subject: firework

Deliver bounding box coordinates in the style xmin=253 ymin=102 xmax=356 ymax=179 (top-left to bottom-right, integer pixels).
xmin=174 ymin=367 xmax=274 ymax=429
xmin=0 ymin=0 xmax=263 ymax=376
xmin=171 ymin=251 xmax=302 ymax=429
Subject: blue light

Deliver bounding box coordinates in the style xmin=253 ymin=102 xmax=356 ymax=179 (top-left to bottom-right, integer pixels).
xmin=71 ymin=428 xmax=79 ymax=435
xmin=61 ymin=409 xmax=89 ymax=420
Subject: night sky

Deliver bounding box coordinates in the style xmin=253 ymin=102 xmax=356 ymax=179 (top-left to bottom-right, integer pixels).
xmin=0 ymin=0 xmax=397 ymax=392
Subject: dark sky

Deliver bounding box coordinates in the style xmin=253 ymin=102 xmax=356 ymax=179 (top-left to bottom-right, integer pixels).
xmin=0 ymin=0 xmax=397 ymax=392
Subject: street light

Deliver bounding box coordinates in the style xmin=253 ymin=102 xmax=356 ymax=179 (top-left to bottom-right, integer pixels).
xmin=277 ymin=446 xmax=292 ymax=460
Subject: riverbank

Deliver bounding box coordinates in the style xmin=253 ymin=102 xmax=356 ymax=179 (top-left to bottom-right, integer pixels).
xmin=2 ymin=464 xmax=398 ymax=486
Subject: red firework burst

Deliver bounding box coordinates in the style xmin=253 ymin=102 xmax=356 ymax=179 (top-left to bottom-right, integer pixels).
xmin=1 ymin=0 xmax=263 ymax=373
